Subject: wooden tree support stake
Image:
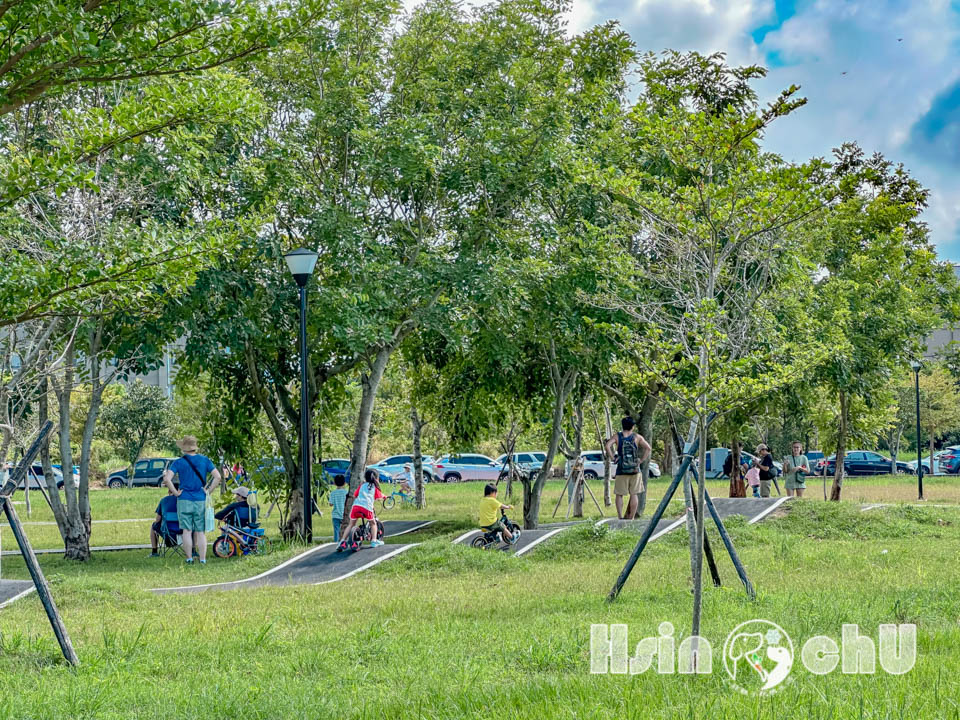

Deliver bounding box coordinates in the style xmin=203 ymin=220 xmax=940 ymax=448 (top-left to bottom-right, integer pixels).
xmin=0 ymin=421 xmax=79 ymax=666
xmin=608 ymin=412 xmax=751 ymax=603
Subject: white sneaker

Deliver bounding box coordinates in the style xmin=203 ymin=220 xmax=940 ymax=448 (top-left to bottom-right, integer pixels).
xmin=370 ymin=540 xmax=384 ymax=548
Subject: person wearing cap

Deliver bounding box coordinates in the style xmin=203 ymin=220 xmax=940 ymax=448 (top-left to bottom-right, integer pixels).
xmin=163 ymin=436 xmax=221 ymax=564
xmin=397 ymin=463 xmax=414 ymax=494
xmin=752 ymin=444 xmax=776 ymax=498
xmin=215 ymin=486 xmax=252 ymax=527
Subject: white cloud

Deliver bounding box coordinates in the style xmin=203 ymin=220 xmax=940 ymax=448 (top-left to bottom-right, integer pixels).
xmin=401 ymin=0 xmax=960 ymax=255
xmin=574 ymin=0 xmax=960 ymax=257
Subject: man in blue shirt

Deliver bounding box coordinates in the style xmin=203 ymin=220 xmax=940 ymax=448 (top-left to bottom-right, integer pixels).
xmin=162 ymin=436 xmax=221 ymax=564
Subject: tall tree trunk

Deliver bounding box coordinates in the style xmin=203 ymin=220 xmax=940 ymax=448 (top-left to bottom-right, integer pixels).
xmin=928 ymin=432 xmax=936 ymax=482
xmin=245 ymin=345 xmax=301 ymax=539
xmin=521 ymin=351 xmax=576 ymax=530
xmin=636 ymin=390 xmax=659 ymax=517
xmin=345 ymin=346 xmax=393 ymax=516
xmin=728 ymin=434 xmax=745 ymax=497
xmin=888 ymin=429 xmax=902 ymax=475
xmin=830 ymin=391 xmax=847 ymax=501
xmin=47 ymin=339 xmax=92 ymax=560
xmin=570 ymin=400 xmax=585 ymax=518
xmin=662 ymin=429 xmax=672 ymax=476
xmin=592 ymin=404 xmax=612 ymax=507
xmin=603 ymin=403 xmax=613 ymax=506
xmin=411 ymin=407 xmax=426 ymax=509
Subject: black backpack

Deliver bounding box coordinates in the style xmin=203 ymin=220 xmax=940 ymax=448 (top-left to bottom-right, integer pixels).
xmin=618 ymin=432 xmax=640 ymax=475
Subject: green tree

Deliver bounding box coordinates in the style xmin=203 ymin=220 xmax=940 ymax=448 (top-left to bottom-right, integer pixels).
xmin=596 ymin=51 xmax=826 ymax=651
xmin=179 ymin=0 xmax=619 ymax=537
xmin=100 ymin=382 xmax=172 ymax=476
xmin=812 ymin=144 xmax=960 ymax=500
xmin=0 ymin=0 xmax=324 ymax=327
xmin=916 ymin=364 xmax=960 ymax=473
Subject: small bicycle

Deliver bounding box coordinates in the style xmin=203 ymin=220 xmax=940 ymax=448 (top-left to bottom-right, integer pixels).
xmin=349 ymin=515 xmax=385 ymax=551
xmin=471 ymin=509 xmax=522 ymax=550
xmin=212 ymin=520 xmax=272 ymax=558
xmin=382 ymin=486 xmax=416 ymax=510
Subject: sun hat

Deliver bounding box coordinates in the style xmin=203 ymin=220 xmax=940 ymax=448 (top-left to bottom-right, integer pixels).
xmin=176 ymin=436 xmax=199 ymax=453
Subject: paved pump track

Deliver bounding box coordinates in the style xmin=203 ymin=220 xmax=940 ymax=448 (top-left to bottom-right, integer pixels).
xmin=452 ymin=526 xmax=569 ymax=556
xmin=595 ymin=496 xmax=791 ymax=538
xmin=150 ymin=521 xmax=435 ymax=595
xmin=150 ymin=542 xmax=419 ymax=595
xmin=0 ymin=519 xmax=435 ymax=603
xmin=1 ymin=501 xmax=793 ymax=606
xmin=0 ymin=520 xmax=435 ymax=558
xmin=0 ymin=580 xmax=35 ymax=609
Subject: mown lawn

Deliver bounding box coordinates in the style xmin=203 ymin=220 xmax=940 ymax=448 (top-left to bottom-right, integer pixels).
xmin=0 ymin=479 xmax=958 ymax=719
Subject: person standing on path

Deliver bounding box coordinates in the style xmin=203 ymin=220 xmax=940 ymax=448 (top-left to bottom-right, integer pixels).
xmin=783 ymin=441 xmax=810 ymax=498
xmin=163 ymin=436 xmax=221 ymax=564
xmin=605 ymin=416 xmax=652 ymax=520
xmin=753 ymin=444 xmax=776 ymax=498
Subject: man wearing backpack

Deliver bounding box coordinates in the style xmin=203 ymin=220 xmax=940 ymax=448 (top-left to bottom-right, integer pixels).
xmin=605 ymin=417 xmax=652 ymax=520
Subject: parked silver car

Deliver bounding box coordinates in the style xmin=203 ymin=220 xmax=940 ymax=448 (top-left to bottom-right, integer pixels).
xmin=0 ymin=463 xmax=75 ymax=490
xmin=565 ymin=450 xmax=660 ymax=479
xmin=428 ymin=454 xmax=501 ymax=482
xmin=494 ymin=451 xmax=547 ymax=472
xmin=367 ymin=454 xmax=436 ymax=482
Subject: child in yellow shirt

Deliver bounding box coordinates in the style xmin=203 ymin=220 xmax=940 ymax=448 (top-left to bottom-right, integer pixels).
xmin=478 ymin=484 xmax=516 ymax=544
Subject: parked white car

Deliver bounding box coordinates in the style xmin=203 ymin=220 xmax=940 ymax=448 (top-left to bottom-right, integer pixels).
xmin=493 ymin=451 xmax=548 ymax=473
xmin=368 ymin=454 xmax=436 ymax=482
xmin=566 ymin=450 xmax=660 ymax=479
xmin=429 ymin=454 xmax=501 ymax=482
xmin=703 ymin=447 xmax=782 ymax=479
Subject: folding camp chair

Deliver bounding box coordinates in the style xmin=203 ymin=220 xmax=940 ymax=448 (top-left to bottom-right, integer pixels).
xmin=158 ymin=507 xmax=184 ymax=558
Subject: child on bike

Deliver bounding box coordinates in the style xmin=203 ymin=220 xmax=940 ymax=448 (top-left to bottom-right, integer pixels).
xmin=397 ymin=463 xmax=414 ymax=494
xmin=339 ymin=469 xmax=385 ymax=551
xmin=479 ymin=483 xmax=517 ymax=544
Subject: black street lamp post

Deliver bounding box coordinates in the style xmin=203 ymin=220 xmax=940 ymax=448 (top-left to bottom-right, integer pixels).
xmin=284 ymin=247 xmax=319 ymax=542
xmin=911 ymin=359 xmax=923 ymax=501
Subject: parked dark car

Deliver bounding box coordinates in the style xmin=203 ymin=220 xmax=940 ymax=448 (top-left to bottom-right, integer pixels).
xmin=105 ymin=458 xmax=175 ymax=489
xmin=320 ymin=458 xmax=350 ymax=483
xmin=256 ymin=458 xmax=392 ymax=486
xmin=823 ymin=451 xmax=912 ymax=476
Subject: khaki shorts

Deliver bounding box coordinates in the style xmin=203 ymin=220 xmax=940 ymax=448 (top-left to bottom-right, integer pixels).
xmin=614 ymin=473 xmax=643 ymax=496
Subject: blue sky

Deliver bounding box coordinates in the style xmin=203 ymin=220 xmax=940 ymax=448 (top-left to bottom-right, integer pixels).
xmin=566 ymin=0 xmax=960 ymax=259
xmin=406 ymin=0 xmax=960 ymax=260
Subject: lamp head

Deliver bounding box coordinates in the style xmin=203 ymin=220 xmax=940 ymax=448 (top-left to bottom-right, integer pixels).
xmin=283 ymin=247 xmax=319 ymax=288
xmin=910 ymin=359 xmax=922 ymax=371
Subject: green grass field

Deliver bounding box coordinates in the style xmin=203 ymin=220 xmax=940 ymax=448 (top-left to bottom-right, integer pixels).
xmin=0 ymin=477 xmax=958 ymax=718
